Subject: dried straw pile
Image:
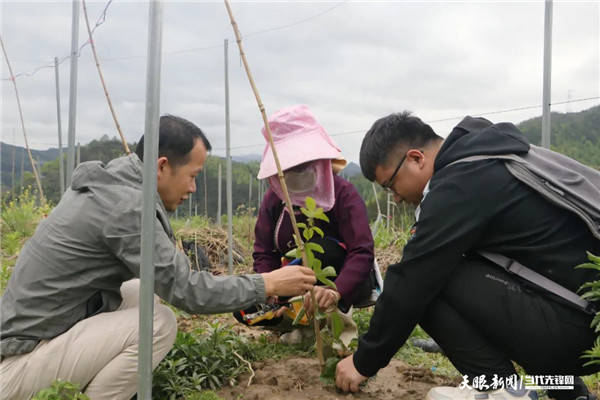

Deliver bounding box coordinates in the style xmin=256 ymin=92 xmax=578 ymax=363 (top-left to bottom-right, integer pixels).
xmin=176 ymin=225 xmax=249 ymax=273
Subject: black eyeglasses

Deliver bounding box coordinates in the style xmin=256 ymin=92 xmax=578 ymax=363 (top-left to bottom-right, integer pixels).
xmin=381 ymin=153 xmax=407 ymax=193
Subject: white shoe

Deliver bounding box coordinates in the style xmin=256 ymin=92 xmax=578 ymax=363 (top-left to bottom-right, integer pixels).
xmin=426 ymin=386 xmax=538 ymax=400
xmin=279 ymin=329 xmax=303 ymax=344
xmin=279 ymin=327 xmax=314 ymax=345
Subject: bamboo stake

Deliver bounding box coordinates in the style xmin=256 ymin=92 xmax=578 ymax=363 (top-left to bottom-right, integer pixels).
xmin=82 ymin=0 xmax=130 ymax=154
xmin=223 ymin=0 xmax=324 ymax=368
xmin=1 ymin=35 xmax=46 ymax=206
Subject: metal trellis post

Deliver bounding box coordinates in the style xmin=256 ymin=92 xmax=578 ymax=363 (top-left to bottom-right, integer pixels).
xmin=138 ymin=0 xmax=163 ymax=398
xmin=66 ymin=0 xmax=80 ymax=188
xmin=225 ymin=38 xmax=233 ymax=274
xmin=54 ymin=57 xmax=65 ymax=195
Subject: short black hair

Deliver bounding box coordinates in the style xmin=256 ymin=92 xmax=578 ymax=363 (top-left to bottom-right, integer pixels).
xmin=135 ymin=114 xmax=212 ymax=167
xmin=359 ymin=111 xmax=442 ymax=181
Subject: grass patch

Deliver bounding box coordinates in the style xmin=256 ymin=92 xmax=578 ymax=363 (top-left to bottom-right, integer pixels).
xmin=32 ymin=380 xmax=89 ymax=400
xmin=1 ymin=188 xmax=51 ymax=293
xmin=153 ymin=321 xmax=313 ymax=399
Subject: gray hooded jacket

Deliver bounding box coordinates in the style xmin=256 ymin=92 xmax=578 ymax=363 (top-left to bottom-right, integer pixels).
xmin=0 ymin=154 xmax=266 ymax=359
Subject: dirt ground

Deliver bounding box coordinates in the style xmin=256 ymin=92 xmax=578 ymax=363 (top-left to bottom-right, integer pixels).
xmin=215 ymin=356 xmax=461 ymax=400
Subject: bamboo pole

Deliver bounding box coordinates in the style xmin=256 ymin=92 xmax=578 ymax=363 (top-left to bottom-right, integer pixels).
xmin=223 ymin=0 xmax=324 ymax=368
xmin=82 ymin=0 xmax=130 ymax=154
xmin=0 ymin=35 xmax=46 ymax=206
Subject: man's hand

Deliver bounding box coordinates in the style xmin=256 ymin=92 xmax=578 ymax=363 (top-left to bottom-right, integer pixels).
xmin=303 ymin=285 xmax=340 ymax=316
xmin=335 ymin=354 xmax=367 ymax=392
xmin=262 ymin=266 xmax=316 ymax=297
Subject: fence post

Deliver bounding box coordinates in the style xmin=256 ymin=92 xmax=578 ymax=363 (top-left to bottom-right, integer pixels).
xmin=138 ymin=0 xmax=163 ymax=398
xmin=66 ymin=0 xmax=80 ymax=188
xmin=224 ymin=38 xmax=233 ymax=274
xmin=76 ymin=142 xmax=81 ymax=166
xmin=248 ymin=172 xmax=252 ymax=209
xmin=203 ymin=167 xmax=208 ymax=217
xmin=217 ymin=162 xmax=222 ymax=226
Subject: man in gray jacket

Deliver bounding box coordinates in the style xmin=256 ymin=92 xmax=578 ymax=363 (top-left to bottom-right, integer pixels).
xmin=0 ymin=115 xmax=316 ymax=399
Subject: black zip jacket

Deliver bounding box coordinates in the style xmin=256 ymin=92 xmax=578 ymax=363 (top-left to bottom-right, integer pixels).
xmin=353 ymin=117 xmax=600 ymax=377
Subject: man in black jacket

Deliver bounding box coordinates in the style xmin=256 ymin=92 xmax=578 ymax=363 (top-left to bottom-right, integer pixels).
xmin=335 ymin=112 xmax=600 ymax=400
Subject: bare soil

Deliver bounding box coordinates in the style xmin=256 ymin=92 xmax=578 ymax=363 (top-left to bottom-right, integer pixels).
xmin=215 ymin=356 xmax=461 ymax=400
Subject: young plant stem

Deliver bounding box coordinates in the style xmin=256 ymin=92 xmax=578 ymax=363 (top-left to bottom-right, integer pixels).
xmin=81 ymin=0 xmax=130 ymax=155
xmin=223 ymin=0 xmax=325 ymax=368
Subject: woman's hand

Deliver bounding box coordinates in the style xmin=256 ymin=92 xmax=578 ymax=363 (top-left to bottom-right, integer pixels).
xmin=303 ymin=285 xmax=340 ymax=316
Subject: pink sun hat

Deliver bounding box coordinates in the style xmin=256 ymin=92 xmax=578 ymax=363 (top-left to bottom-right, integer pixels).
xmin=257 ymin=105 xmax=346 ymax=179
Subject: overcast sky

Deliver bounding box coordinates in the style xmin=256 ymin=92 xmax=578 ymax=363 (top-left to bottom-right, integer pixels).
xmin=1 ymin=0 xmax=599 ymax=163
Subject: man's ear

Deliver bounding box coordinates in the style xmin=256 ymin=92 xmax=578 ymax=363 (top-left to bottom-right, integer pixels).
xmin=407 ymin=149 xmax=425 ymax=169
xmin=156 ymin=156 xmax=169 ymax=179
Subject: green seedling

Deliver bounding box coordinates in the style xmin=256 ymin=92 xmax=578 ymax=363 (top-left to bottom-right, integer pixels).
xmin=285 ymin=197 xmax=348 ymax=373
xmin=576 ymin=251 xmax=600 ymax=366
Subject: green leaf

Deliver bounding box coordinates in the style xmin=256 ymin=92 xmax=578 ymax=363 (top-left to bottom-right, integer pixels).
xmin=306 ymin=242 xmax=324 ymax=254
xmin=300 ymin=207 xmax=310 ymax=218
xmin=305 ymin=196 xmax=316 ymax=211
xmin=292 ymin=306 xmax=307 ymax=326
xmin=296 ymin=222 xmax=307 ymax=230
xmin=303 ymin=228 xmax=310 ymax=241
xmin=313 ymin=226 xmax=324 ymax=237
xmin=320 ymin=356 xmax=340 ymax=381
xmin=330 ymin=312 xmax=344 ymax=339
xmin=591 ymin=313 xmax=600 ymax=332
xmin=312 ymin=208 xmax=329 ymax=222
xmin=575 ymin=263 xmax=600 ymax=272
xmin=586 ymin=251 xmax=600 ymax=265
xmin=285 ymin=248 xmax=299 ymax=259
xmin=321 ymin=266 xmax=337 ymax=277
xmin=315 ymin=310 xmax=328 ymax=320
xmin=306 ymin=248 xmax=315 ymax=269
xmin=312 ymin=258 xmax=322 ymax=273
xmin=317 ymin=276 xmax=337 ymax=290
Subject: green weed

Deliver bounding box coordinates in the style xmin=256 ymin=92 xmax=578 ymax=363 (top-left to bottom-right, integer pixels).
xmin=32 ymin=380 xmax=89 ymax=400
xmin=576 ymin=252 xmax=600 ymax=366
xmin=184 ymin=391 xmax=226 ymax=400
xmin=152 ymin=323 xmax=256 ymax=399
xmin=1 ymin=188 xmax=51 ymax=292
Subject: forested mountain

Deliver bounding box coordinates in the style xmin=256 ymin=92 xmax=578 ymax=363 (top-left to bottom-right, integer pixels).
xmin=2 ymin=105 xmax=598 ymax=220
xmin=1 ymin=136 xmax=265 ymax=219
xmin=346 ymin=104 xmax=600 ymax=221
xmin=517 ymin=105 xmax=600 ymax=168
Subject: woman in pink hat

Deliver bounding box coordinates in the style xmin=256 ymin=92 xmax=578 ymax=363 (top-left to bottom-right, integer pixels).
xmin=250 ymin=105 xmax=375 ymax=343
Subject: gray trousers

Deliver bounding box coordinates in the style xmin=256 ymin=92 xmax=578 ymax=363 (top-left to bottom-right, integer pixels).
xmin=0 ymin=280 xmax=177 ymax=400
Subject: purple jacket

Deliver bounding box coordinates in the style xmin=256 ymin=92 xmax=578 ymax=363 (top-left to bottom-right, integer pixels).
xmin=253 ymin=175 xmax=374 ymax=304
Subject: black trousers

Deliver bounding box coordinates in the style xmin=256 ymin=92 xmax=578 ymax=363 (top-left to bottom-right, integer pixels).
xmin=420 ymin=256 xmax=599 ymax=400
